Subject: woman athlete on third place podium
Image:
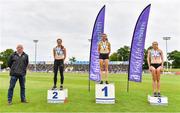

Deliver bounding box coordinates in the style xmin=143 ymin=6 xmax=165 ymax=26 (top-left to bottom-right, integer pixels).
xmin=98 ymin=33 xmax=111 ymax=84
xmin=147 ymin=41 xmax=164 ymax=97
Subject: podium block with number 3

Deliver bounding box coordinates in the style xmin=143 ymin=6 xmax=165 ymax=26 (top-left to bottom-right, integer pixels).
xmin=47 ymin=89 xmax=68 ymax=103
xmin=148 ymin=95 xmax=168 ymax=105
xmin=95 ymin=83 xmax=115 ymax=104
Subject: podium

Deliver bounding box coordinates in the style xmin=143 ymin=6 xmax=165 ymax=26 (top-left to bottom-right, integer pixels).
xmin=95 ymin=83 xmax=115 ymax=104
xmin=47 ymin=89 xmax=68 ymax=103
xmin=148 ymin=95 xmax=168 ymax=105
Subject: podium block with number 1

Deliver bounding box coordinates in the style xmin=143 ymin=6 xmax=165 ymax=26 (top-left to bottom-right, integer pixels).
xmin=95 ymin=83 xmax=115 ymax=104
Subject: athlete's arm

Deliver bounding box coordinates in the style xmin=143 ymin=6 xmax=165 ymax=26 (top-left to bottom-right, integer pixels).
xmin=108 ymin=42 xmax=111 ymax=54
xmin=64 ymin=48 xmax=66 ymax=60
xmin=147 ymin=50 xmax=151 ymax=69
xmin=98 ymin=43 xmax=101 ymax=54
xmin=53 ymin=48 xmax=56 ymax=59
xmin=160 ymin=50 xmax=164 ymax=67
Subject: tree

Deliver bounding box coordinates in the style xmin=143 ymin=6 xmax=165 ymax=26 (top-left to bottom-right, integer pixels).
xmin=109 ymin=52 xmax=118 ymax=61
xmin=109 ymin=46 xmax=130 ymax=61
xmin=168 ymin=50 xmax=180 ymax=68
xmin=69 ymin=57 xmax=76 ymax=64
xmin=0 ymin=49 xmax=14 ymax=69
xmin=117 ymin=46 xmax=130 ymax=61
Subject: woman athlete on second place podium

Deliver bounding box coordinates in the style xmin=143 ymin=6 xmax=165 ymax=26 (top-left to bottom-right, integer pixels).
xmin=52 ymin=38 xmax=66 ymax=90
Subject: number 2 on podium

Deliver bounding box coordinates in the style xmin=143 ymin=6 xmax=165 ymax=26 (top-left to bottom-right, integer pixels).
xmin=53 ymin=92 xmax=58 ymax=99
xmin=102 ymin=86 xmax=108 ymax=97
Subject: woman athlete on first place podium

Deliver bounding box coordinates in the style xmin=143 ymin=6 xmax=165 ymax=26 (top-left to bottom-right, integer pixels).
xmin=98 ymin=33 xmax=111 ymax=84
xmin=147 ymin=41 xmax=164 ymax=97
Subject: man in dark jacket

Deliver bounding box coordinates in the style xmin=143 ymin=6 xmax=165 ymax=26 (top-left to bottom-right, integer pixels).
xmin=7 ymin=44 xmax=29 ymax=105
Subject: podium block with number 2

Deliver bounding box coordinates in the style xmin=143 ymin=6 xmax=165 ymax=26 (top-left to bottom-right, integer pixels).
xmin=95 ymin=83 xmax=115 ymax=104
xmin=47 ymin=89 xmax=68 ymax=103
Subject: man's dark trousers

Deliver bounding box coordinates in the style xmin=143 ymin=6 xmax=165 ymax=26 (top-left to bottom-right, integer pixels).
xmin=8 ymin=75 xmax=26 ymax=102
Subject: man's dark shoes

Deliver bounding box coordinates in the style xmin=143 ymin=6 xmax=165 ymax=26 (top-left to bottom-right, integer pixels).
xmin=8 ymin=101 xmax=12 ymax=105
xmin=21 ymin=100 xmax=28 ymax=103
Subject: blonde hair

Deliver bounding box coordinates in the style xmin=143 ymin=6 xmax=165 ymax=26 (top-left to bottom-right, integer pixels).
xmin=152 ymin=41 xmax=158 ymax=45
xmin=152 ymin=41 xmax=159 ymax=50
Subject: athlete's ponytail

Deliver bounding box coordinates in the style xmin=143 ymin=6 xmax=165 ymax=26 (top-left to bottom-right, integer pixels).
xmin=61 ymin=45 xmax=64 ymax=49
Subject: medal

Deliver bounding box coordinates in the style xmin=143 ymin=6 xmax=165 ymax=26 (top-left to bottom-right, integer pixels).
xmin=57 ymin=48 xmax=63 ymax=56
xmin=102 ymin=42 xmax=106 ymax=51
xmin=154 ymin=50 xmax=158 ymax=60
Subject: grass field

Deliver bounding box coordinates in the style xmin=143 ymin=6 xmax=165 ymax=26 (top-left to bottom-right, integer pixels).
xmin=0 ymin=72 xmax=180 ymax=112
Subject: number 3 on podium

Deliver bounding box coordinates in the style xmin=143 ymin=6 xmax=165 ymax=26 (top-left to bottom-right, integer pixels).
xmin=102 ymin=86 xmax=108 ymax=97
xmin=157 ymin=97 xmax=161 ymax=103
